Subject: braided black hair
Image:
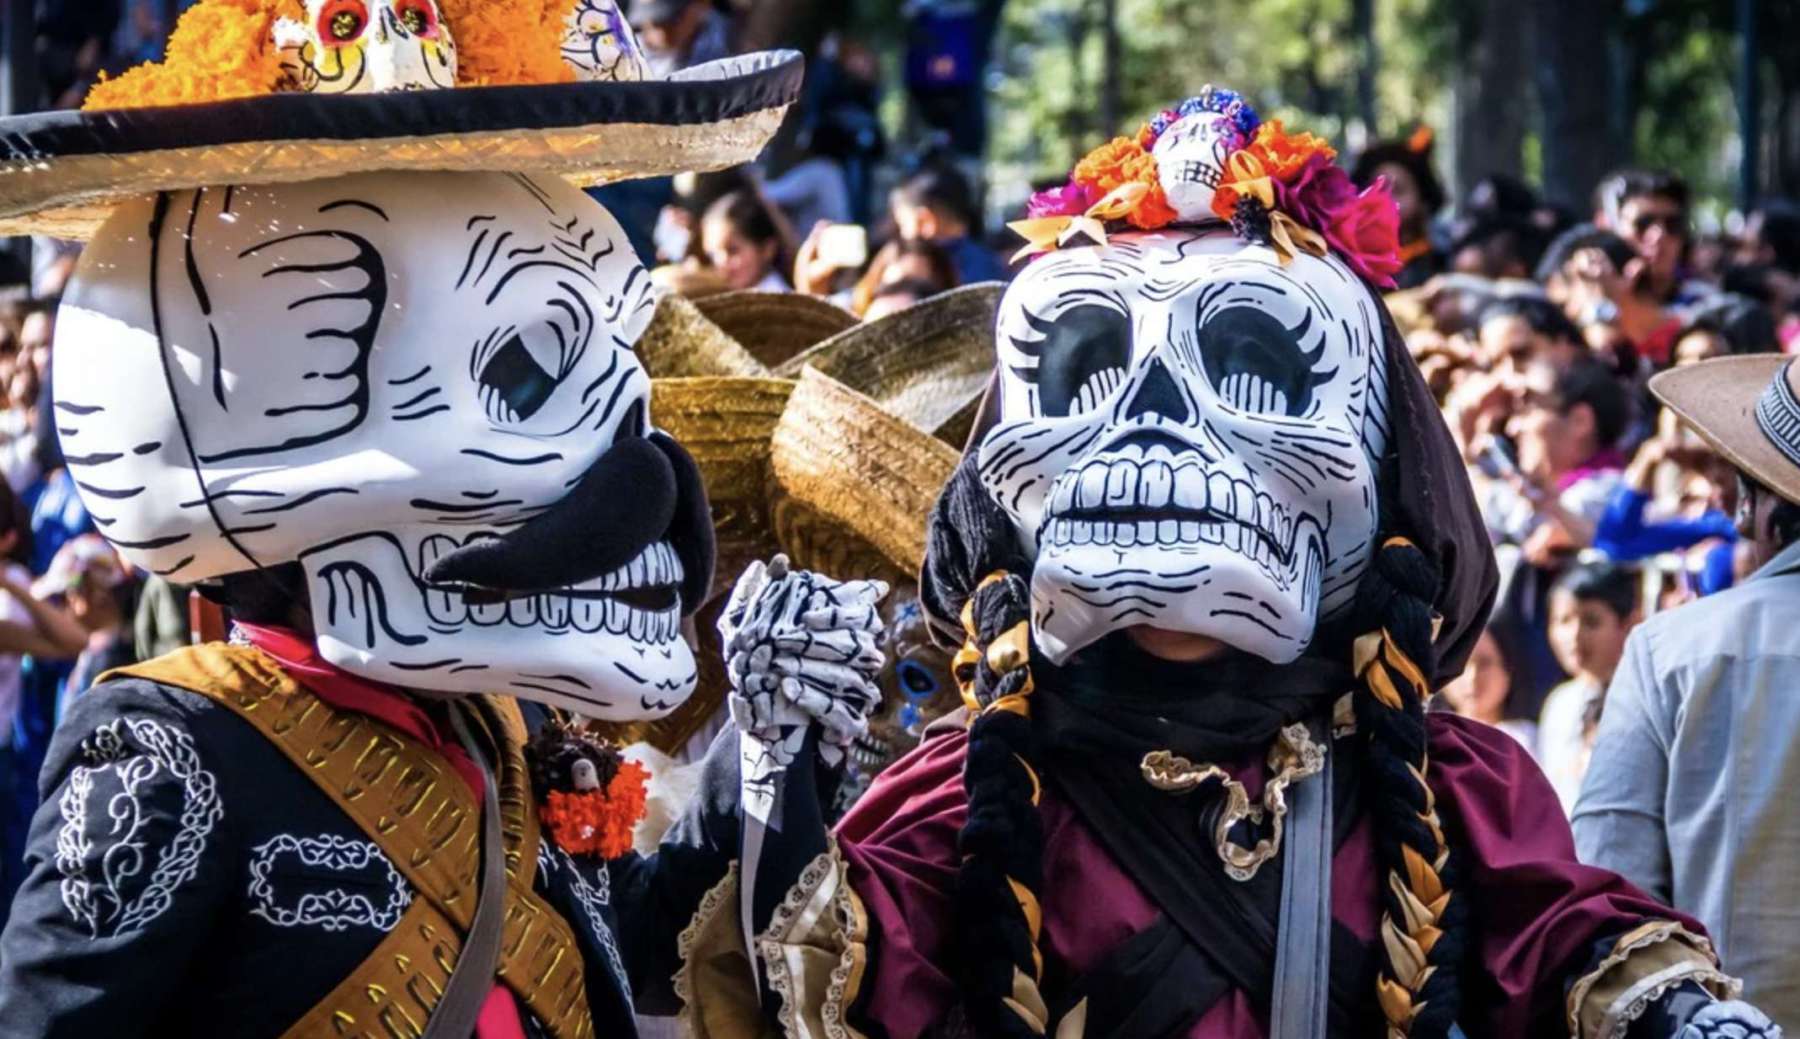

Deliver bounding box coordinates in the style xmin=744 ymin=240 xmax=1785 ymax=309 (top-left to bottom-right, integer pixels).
xmin=924 ymin=456 xmax=1052 ymax=1036
xmin=1351 ymin=538 xmax=1469 ymax=1038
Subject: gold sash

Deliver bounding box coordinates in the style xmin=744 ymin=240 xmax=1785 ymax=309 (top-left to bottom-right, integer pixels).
xmin=111 ymin=645 xmax=596 ymax=1039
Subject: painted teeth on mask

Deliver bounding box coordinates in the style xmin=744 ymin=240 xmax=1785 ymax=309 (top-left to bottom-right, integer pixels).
xmin=417 ymin=538 xmax=684 ymax=640
xmin=1042 ymin=465 xmax=1300 ymax=574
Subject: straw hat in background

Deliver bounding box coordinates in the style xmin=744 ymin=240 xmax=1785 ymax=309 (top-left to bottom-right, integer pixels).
xmin=775 ymin=282 xmax=1002 ymax=446
xmin=694 ymin=290 xmax=858 ymax=371
xmin=769 ymin=367 xmax=962 ymax=587
xmin=635 ymin=293 xmax=772 ymax=378
xmin=1651 ymin=354 xmax=1800 ymax=506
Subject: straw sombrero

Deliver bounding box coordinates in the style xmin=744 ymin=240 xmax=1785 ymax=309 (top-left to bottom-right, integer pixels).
xmin=595 ymin=376 xmax=793 ymax=756
xmin=1651 ymin=354 xmax=1800 ymax=506
xmin=694 ymin=291 xmax=858 ymax=370
xmin=0 ymin=0 xmax=802 ymax=237
xmin=770 ymin=367 xmax=961 ymax=585
xmin=775 ymin=282 xmax=1002 ymax=446
xmin=651 ymin=376 xmax=796 ymax=601
xmin=637 ymin=295 xmax=772 ymax=378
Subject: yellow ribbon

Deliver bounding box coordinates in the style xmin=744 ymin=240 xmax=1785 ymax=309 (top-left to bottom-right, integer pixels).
xmin=1220 ymin=151 xmax=1329 ymax=268
xmin=1007 ymin=182 xmax=1148 ymax=261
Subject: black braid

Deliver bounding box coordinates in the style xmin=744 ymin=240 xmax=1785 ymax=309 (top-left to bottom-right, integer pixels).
xmin=1352 ymin=539 xmax=1469 ymax=1038
xmin=924 ymin=456 xmax=1052 ymax=1036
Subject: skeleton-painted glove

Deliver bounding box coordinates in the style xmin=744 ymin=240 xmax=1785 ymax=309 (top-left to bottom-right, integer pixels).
xmin=719 ymin=555 xmax=888 ymax=770
xmin=1627 ymin=982 xmax=1782 ymax=1039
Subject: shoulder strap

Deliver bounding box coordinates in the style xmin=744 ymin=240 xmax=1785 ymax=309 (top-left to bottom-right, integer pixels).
xmin=113 ymin=645 xmax=597 ymax=1039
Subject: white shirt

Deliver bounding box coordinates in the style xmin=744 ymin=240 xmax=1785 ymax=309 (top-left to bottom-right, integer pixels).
xmin=1573 ymin=539 xmax=1800 ymax=1025
xmin=1538 ymin=677 xmax=1601 ymax=816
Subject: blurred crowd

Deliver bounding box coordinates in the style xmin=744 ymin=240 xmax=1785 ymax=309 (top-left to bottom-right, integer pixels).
xmin=1375 ymin=145 xmax=1800 ymax=816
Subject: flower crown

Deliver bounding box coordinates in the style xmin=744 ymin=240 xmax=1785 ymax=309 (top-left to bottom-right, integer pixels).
xmin=85 ymin=0 xmax=634 ymax=111
xmin=1011 ymin=85 xmax=1403 ymax=288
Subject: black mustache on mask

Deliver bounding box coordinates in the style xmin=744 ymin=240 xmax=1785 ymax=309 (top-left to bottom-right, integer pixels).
xmin=422 ymin=431 xmax=715 ymax=617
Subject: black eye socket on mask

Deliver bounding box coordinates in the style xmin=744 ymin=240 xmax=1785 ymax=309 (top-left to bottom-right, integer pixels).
xmin=1015 ymin=305 xmax=1133 ymax=418
xmin=1196 ymin=305 xmax=1333 ymax=418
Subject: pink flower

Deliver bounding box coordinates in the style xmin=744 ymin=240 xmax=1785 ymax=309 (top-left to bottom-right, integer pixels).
xmin=1026 ymin=178 xmax=1101 ymax=219
xmin=1320 ymin=178 xmax=1403 ymax=287
xmin=1273 ymin=153 xmax=1357 ymax=232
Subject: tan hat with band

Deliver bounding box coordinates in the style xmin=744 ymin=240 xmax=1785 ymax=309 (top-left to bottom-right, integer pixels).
xmin=1650 ymin=353 xmax=1800 ymax=506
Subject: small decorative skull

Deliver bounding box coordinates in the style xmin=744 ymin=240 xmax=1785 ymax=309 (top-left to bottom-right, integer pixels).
xmin=276 ymin=0 xmax=457 ymax=94
xmin=560 ymin=0 xmax=649 ymax=82
xmin=1151 ymin=112 xmax=1247 ymax=223
xmin=855 ymin=591 xmax=958 ymax=772
xmin=978 ymin=229 xmax=1390 ymax=665
xmin=55 ymin=170 xmax=708 ymax=719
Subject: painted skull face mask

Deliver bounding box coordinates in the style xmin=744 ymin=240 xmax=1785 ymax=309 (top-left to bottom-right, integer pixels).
xmin=56 ymin=170 xmax=711 ymax=718
xmin=979 ymin=229 xmax=1391 ymax=664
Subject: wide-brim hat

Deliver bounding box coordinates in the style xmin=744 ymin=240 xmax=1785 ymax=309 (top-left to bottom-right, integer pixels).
xmin=774 ymin=283 xmax=1002 ymax=445
xmin=651 ymin=376 xmax=796 ymax=601
xmin=0 ymin=48 xmax=803 ymax=238
xmin=694 ymin=290 xmax=858 ymax=370
xmin=770 ymin=367 xmax=961 ymax=584
xmin=1651 ymin=353 xmax=1800 ymax=506
xmin=636 ymin=294 xmax=773 ymax=378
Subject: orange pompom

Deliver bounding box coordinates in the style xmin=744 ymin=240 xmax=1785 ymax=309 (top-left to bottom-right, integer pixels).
xmin=538 ymin=759 xmax=649 ymax=860
xmin=84 ymin=0 xmax=303 ymax=111
xmin=437 ymin=0 xmax=576 ymax=86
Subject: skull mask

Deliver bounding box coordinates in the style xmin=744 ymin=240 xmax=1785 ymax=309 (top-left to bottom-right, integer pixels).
xmin=275 ymin=0 xmax=458 ymax=94
xmin=55 ymin=170 xmax=711 ymax=719
xmin=978 ymin=229 xmax=1390 ymax=664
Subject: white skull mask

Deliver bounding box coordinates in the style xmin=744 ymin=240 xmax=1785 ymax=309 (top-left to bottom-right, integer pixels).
xmin=275 ymin=0 xmax=457 ymax=94
xmin=979 ymin=229 xmax=1391 ymax=665
xmin=55 ymin=170 xmax=711 ymax=719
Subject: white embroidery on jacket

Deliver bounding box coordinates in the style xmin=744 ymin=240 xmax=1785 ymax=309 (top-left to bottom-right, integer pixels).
xmin=56 ymin=717 xmax=223 ymax=937
xmin=246 ymin=833 xmax=413 ymax=932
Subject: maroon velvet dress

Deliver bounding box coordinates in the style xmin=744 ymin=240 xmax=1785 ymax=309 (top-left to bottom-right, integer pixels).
xmin=835 ymin=712 xmax=1704 ymax=1039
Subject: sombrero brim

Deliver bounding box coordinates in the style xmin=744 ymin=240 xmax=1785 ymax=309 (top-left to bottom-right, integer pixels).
xmin=653 ymin=376 xmax=796 ymax=601
xmin=694 ymin=290 xmax=858 ymax=370
xmin=0 ymin=51 xmax=803 ymax=239
xmin=770 ymin=367 xmax=960 ymax=576
xmin=1650 ymin=353 xmax=1800 ymax=506
xmin=774 ymin=282 xmax=1001 ymax=442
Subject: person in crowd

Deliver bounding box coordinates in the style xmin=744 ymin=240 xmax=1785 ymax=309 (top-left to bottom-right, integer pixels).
xmin=628 ymin=0 xmax=732 ymax=79
xmin=1479 ymin=357 xmax=1630 ymax=558
xmin=1576 ymin=169 xmax=1711 ymax=363
xmin=1476 ymin=295 xmax=1586 ymax=379
xmin=1438 ymin=621 xmax=1538 ymax=754
xmin=32 ymin=535 xmax=137 ymax=705
xmin=1538 ymin=561 xmax=1640 ymax=815
xmin=1352 ymin=128 xmax=1446 ymax=289
xmin=0 ymin=477 xmax=88 ymax=930
xmin=1736 ymin=201 xmax=1800 ymax=276
xmin=1595 ymin=436 xmax=1737 ymax=595
xmin=850 ymin=237 xmax=958 ymax=314
xmin=859 ymin=277 xmax=942 ymax=323
xmin=1577 ymin=353 xmax=1800 ymax=1026
xmin=889 ymin=164 xmax=1005 ymax=283
xmin=700 ymin=188 xmax=795 ymax=292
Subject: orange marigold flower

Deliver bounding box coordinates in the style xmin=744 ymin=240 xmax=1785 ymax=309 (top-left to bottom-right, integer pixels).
xmin=84 ymin=0 xmax=302 ymax=111
xmin=439 ymin=0 xmax=575 ymax=86
xmin=1244 ymin=119 xmax=1338 ymax=181
xmin=1071 ymin=136 xmax=1179 ymax=231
